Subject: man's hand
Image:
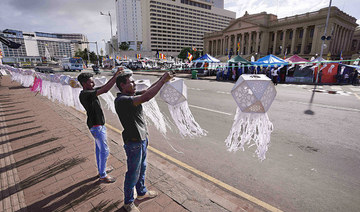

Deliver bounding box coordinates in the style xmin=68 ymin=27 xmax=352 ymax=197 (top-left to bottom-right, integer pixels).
xmin=161 ymin=72 xmax=173 ymax=83
xmin=114 ymin=67 xmax=124 ymax=76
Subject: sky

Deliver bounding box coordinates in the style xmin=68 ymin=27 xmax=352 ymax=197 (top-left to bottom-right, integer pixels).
xmin=0 ymin=0 xmax=359 ymax=53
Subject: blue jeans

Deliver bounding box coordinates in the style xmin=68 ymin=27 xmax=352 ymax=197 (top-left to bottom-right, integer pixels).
xmin=123 ymin=138 xmax=148 ymax=204
xmin=90 ymin=125 xmax=109 ymax=178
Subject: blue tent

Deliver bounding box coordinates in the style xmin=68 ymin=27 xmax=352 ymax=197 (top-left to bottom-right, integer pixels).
xmin=252 ymin=54 xmax=288 ymax=67
xmin=193 ymin=54 xmax=220 ymax=63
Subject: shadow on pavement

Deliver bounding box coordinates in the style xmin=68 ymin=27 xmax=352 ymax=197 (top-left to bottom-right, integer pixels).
xmin=0 ymin=157 xmax=87 ymax=202
xmin=27 ymin=176 xmax=103 ymax=211
xmin=0 ymin=146 xmax=65 ymax=174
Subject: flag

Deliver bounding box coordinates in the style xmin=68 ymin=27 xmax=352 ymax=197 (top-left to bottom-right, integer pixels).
xmin=237 ymin=42 xmax=240 ymax=52
xmin=192 ymin=46 xmax=197 ymax=51
xmin=187 ymin=52 xmax=193 ymax=61
xmin=339 ymin=50 xmax=343 ymax=63
xmin=284 ymin=49 xmax=287 ymax=59
xmin=124 ymin=55 xmax=127 ymax=60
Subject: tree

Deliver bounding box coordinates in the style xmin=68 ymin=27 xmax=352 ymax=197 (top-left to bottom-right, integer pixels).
xmin=178 ymin=47 xmax=200 ymax=60
xmin=119 ymin=42 xmax=130 ymax=51
xmin=75 ymin=48 xmax=99 ymax=65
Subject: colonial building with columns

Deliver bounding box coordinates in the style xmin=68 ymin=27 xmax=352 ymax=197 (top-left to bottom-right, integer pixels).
xmin=204 ymin=6 xmax=358 ymax=61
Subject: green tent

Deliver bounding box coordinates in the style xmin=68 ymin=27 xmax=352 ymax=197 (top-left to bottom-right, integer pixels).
xmin=228 ymin=55 xmax=251 ymax=64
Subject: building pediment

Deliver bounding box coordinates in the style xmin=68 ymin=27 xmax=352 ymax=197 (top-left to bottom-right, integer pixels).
xmin=223 ymin=19 xmax=259 ymax=32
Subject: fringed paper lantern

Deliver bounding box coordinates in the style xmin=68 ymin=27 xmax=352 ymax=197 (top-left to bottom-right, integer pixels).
xmin=69 ymin=77 xmax=85 ymax=111
xmin=160 ymin=77 xmax=206 ymax=137
xmin=30 ymin=73 xmax=42 ymax=93
xmin=93 ymin=76 xmax=116 ymax=114
xmin=225 ymin=74 xmax=276 ymax=160
xmin=41 ymin=74 xmax=52 ymax=99
xmin=60 ymin=75 xmax=75 ymax=107
xmin=135 ymin=79 xmax=170 ymax=136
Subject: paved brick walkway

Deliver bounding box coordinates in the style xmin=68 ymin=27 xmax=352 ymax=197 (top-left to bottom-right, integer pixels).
xmin=0 ymin=74 xmax=266 ymax=212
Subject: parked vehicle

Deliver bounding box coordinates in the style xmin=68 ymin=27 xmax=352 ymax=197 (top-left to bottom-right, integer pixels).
xmin=34 ymin=64 xmax=55 ymax=73
xmin=92 ymin=65 xmax=100 ymax=75
xmin=61 ymin=57 xmax=84 ymax=71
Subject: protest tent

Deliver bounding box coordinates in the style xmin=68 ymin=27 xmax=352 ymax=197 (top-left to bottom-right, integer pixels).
xmin=228 ymin=55 xmax=251 ymax=65
xmin=285 ymin=54 xmax=310 ymax=64
xmin=193 ymin=54 xmax=220 ymax=63
xmin=252 ymin=54 xmax=288 ymax=67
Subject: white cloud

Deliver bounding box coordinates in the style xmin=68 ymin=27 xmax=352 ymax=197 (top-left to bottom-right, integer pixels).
xmin=225 ymin=0 xmax=360 ymax=23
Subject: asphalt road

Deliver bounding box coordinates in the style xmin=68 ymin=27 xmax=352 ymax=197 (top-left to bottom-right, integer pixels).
xmin=64 ymin=69 xmax=360 ymax=212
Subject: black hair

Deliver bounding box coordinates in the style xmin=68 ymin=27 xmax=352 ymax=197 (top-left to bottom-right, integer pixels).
xmin=77 ymin=73 xmax=93 ymax=86
xmin=116 ymin=73 xmax=132 ymax=91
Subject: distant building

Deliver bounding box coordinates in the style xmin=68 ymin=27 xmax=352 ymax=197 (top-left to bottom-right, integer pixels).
xmin=0 ymin=29 xmax=88 ymax=63
xmin=115 ymin=0 xmax=235 ymax=56
xmin=204 ymin=6 xmax=359 ymax=60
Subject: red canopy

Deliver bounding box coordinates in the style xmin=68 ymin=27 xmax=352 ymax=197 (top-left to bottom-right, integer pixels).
xmin=285 ymin=55 xmax=310 ymax=63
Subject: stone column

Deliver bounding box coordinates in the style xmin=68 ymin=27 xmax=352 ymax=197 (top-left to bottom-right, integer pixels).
xmin=234 ymin=34 xmax=238 ymax=55
xmin=300 ymin=26 xmax=308 ymax=55
xmin=255 ymin=31 xmax=260 ymax=54
xmin=310 ymin=25 xmax=320 ymax=55
xmin=260 ymin=31 xmax=269 ymax=55
xmin=281 ymin=30 xmax=287 ymax=55
xmin=334 ymin=25 xmax=342 ymax=53
xmin=329 ymin=24 xmax=337 ymax=53
xmin=272 ymin=31 xmax=277 ymax=54
xmin=343 ymin=29 xmax=350 ymax=52
xmin=221 ymin=38 xmax=224 ymax=55
xmin=227 ymin=36 xmax=231 ymax=55
xmin=290 ymin=28 xmax=297 ymax=54
xmin=240 ymin=33 xmax=244 ymax=55
xmin=247 ymin=32 xmax=252 ymax=55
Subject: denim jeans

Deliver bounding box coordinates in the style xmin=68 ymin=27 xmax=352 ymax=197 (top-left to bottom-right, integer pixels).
xmin=90 ymin=125 xmax=109 ymax=178
xmin=123 ymin=138 xmax=148 ymax=204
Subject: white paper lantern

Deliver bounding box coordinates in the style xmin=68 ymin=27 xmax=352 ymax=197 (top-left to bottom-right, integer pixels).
xmin=135 ymin=79 xmax=170 ymax=136
xmin=160 ymin=77 xmax=206 ymax=138
xmin=231 ymin=74 xmax=276 ymax=113
xmin=160 ymin=78 xmax=187 ymax=106
xmin=135 ymin=79 xmax=151 ymax=92
xmin=94 ymin=76 xmax=116 ymax=114
xmin=226 ymin=74 xmax=276 ymax=160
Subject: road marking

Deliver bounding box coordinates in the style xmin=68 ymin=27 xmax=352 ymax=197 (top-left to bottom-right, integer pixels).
xmin=354 ymin=93 xmax=360 ymax=100
xmin=188 ymin=87 xmax=205 ymax=91
xmin=350 ymin=87 xmax=360 ymax=92
xmin=148 ymin=146 xmax=282 ymax=212
xmin=216 ymin=91 xmax=231 ymax=95
xmin=73 ymin=107 xmax=281 ymax=212
xmin=189 ymin=104 xmax=233 ymax=116
xmin=289 ymin=101 xmax=360 ymax=112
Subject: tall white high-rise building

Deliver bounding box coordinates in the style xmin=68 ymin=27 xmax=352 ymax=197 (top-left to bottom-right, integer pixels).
xmin=116 ymin=0 xmax=142 ymax=50
xmin=115 ymin=0 xmax=235 ymax=55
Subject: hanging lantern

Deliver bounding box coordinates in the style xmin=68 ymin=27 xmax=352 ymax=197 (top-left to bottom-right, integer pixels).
xmin=93 ymin=76 xmax=116 ymax=114
xmin=135 ymin=79 xmax=170 ymax=136
xmin=225 ymin=74 xmax=277 ymax=160
xmin=160 ymin=77 xmax=206 ymax=137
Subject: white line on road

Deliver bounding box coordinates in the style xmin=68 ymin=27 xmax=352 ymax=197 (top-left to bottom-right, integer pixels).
xmin=350 ymin=87 xmax=360 ymax=92
xmin=188 ymin=87 xmax=205 ymax=91
xmin=216 ymin=91 xmax=231 ymax=95
xmin=288 ymin=101 xmax=360 ymax=112
xmin=189 ymin=104 xmax=233 ymax=116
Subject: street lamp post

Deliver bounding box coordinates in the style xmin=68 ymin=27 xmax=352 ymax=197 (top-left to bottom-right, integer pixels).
xmin=100 ymin=11 xmax=115 ymax=67
xmin=305 ymin=0 xmax=332 ymax=115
